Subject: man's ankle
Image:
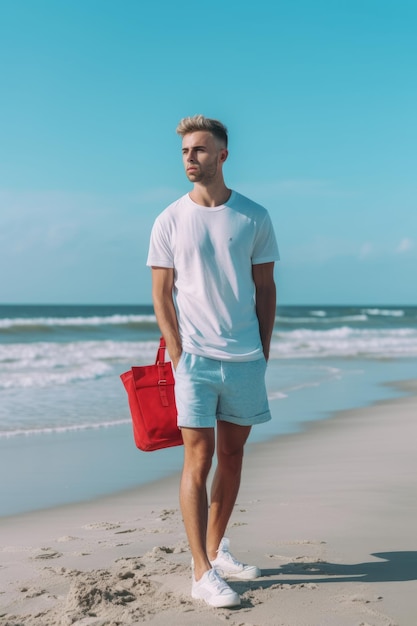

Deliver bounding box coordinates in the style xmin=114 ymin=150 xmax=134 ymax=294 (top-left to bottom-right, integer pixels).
xmin=206 ymin=537 xmax=222 ymax=562
xmin=193 ymin=565 xmax=211 ymax=581
xmin=192 ymin=555 xmax=212 ymax=581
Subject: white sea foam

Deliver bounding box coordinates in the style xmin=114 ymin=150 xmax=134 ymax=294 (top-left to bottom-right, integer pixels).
xmin=0 ymin=340 xmax=158 ymax=389
xmin=362 ymin=308 xmax=405 ymax=317
xmin=272 ymin=327 xmax=417 ymax=359
xmin=0 ymin=363 xmax=111 ymax=389
xmin=0 ymin=314 xmax=156 ymax=329
xmin=268 ymin=390 xmax=288 ymax=400
xmin=277 ymin=314 xmax=369 ymax=324
xmin=1 ymin=327 xmax=417 ymax=392
xmin=0 ymin=419 xmax=132 ymax=439
xmin=0 ymin=310 xmax=409 ymax=332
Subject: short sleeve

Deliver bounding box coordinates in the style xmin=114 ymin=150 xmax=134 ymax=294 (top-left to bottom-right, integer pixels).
xmin=146 ymin=217 xmax=174 ymax=268
xmin=252 ymin=212 xmax=280 ymax=265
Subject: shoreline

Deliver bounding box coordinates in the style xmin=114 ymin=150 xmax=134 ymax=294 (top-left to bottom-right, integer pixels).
xmin=2 ymin=356 xmax=416 ymax=519
xmin=1 ymin=379 xmax=417 ymax=625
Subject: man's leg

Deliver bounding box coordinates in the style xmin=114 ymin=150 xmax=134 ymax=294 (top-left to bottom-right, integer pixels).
xmin=179 ymin=426 xmax=215 ymax=581
xmin=206 ymin=420 xmax=251 ymax=560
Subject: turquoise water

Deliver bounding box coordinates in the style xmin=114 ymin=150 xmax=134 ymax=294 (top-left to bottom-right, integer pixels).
xmin=1 ymin=305 xmax=416 ymax=517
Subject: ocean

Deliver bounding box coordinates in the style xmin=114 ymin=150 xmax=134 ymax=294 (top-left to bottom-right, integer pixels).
xmin=1 ymin=304 xmax=417 ymax=517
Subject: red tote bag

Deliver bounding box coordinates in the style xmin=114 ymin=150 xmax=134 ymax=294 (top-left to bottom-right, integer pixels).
xmin=120 ymin=337 xmax=183 ymax=451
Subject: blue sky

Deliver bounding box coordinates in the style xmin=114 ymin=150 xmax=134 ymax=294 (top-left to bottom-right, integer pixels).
xmin=1 ymin=0 xmax=416 ymax=305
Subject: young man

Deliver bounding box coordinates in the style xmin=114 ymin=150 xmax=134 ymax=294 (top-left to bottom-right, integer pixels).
xmin=147 ymin=115 xmax=279 ymax=608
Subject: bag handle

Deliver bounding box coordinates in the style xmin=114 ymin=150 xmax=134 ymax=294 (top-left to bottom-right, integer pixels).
xmin=155 ymin=337 xmax=167 ymax=365
xmin=156 ymin=337 xmax=170 ymax=407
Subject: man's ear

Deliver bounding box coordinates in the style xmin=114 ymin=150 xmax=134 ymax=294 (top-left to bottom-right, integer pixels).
xmin=219 ymin=148 xmax=228 ymax=163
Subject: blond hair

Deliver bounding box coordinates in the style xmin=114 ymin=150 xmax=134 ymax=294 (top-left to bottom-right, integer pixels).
xmin=176 ymin=115 xmax=228 ymax=148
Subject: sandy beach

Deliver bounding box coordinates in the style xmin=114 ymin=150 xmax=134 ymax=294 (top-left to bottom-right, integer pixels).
xmin=1 ymin=380 xmax=416 ymax=626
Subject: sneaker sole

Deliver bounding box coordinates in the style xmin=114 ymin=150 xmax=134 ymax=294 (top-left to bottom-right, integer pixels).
xmin=191 ymin=590 xmax=241 ymax=608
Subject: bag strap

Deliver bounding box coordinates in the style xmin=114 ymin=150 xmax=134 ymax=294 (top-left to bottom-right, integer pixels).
xmin=156 ymin=337 xmax=170 ymax=407
xmin=155 ymin=336 xmax=167 ymax=365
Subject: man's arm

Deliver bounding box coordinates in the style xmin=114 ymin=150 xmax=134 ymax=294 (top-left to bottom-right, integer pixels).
xmin=151 ymin=267 xmax=182 ymax=369
xmin=252 ymin=262 xmax=276 ymax=361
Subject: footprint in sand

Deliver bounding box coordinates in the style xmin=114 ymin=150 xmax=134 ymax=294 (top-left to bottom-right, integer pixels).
xmin=286 ymin=539 xmax=326 ymax=546
xmin=157 ymin=508 xmax=178 ymax=521
xmin=31 ymin=548 xmax=63 ymax=560
xmin=56 ymin=535 xmax=79 ymax=542
xmin=20 ymin=586 xmax=48 ymax=598
xmin=82 ymin=521 xmax=121 ymax=531
xmin=346 ymin=593 xmax=384 ymax=604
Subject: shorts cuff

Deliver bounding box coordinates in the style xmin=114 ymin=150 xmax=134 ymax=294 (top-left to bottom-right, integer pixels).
xmin=177 ymin=415 xmax=216 ymax=429
xmin=217 ymin=410 xmax=271 ymax=426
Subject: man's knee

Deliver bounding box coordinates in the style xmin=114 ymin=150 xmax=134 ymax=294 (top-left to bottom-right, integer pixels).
xmin=217 ymin=444 xmax=245 ymax=474
xmin=182 ymin=430 xmax=215 ymax=477
xmin=216 ymin=422 xmax=249 ymax=465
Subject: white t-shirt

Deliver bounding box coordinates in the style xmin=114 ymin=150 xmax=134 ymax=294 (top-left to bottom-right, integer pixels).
xmin=147 ymin=191 xmax=279 ymax=361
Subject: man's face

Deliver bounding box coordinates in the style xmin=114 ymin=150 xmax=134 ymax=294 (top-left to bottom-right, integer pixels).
xmin=181 ymin=131 xmax=227 ymax=184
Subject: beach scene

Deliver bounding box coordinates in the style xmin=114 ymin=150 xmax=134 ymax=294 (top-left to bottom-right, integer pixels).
xmin=1 ymin=1 xmax=417 ymax=624
xmin=1 ymin=305 xmax=417 ymax=624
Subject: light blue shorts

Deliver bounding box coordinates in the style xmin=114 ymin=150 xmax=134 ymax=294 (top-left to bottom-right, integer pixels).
xmin=174 ymin=352 xmax=271 ymax=428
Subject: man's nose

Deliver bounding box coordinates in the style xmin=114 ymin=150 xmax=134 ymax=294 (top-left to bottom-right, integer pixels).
xmin=187 ymin=150 xmax=196 ymax=162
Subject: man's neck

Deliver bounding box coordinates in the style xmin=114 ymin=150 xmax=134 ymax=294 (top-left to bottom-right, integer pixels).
xmin=189 ymin=182 xmax=232 ymax=208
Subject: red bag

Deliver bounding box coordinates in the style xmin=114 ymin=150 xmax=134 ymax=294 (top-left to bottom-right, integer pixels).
xmin=120 ymin=337 xmax=183 ymax=451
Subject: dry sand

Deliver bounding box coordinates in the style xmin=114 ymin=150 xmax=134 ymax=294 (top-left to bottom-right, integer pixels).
xmin=1 ymin=380 xmax=416 ymax=626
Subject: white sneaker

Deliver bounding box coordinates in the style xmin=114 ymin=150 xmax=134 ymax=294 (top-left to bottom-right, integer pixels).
xmin=210 ymin=537 xmax=261 ymax=580
xmin=191 ymin=568 xmax=240 ymax=608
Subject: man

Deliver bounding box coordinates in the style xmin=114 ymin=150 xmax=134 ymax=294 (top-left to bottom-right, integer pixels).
xmin=147 ymin=115 xmax=279 ymax=608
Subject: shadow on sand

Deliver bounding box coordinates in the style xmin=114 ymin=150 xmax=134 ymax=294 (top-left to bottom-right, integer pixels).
xmin=246 ymin=551 xmax=417 ymax=587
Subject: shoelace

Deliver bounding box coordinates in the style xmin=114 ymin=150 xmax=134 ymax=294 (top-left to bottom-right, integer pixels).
xmin=207 ymin=569 xmax=232 ymax=593
xmin=219 ymin=550 xmax=242 ymax=567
